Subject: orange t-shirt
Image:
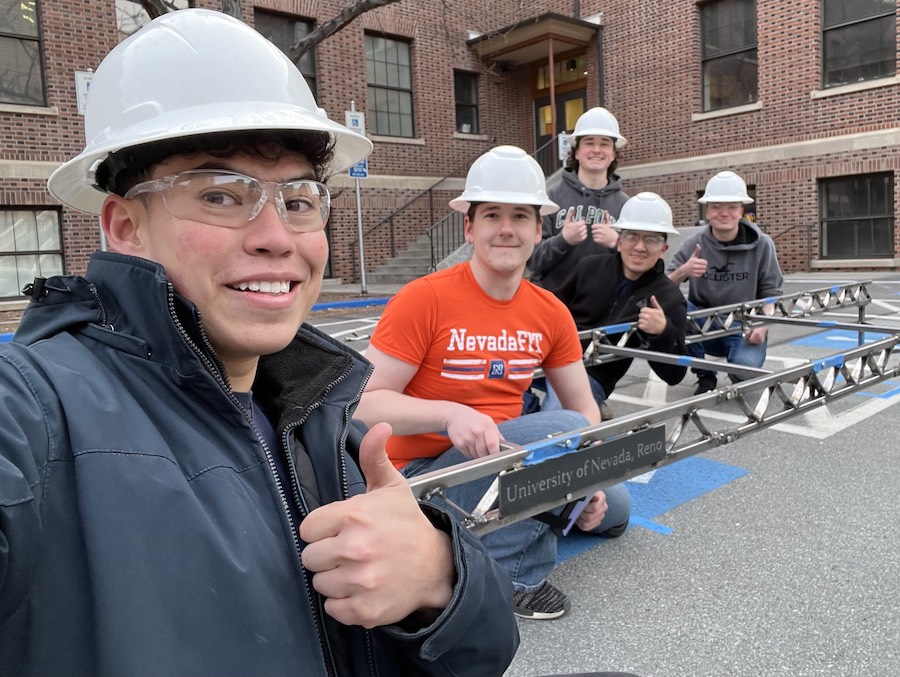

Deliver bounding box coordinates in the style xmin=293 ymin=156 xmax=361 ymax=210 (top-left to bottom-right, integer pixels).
xmin=369 ymin=262 xmax=584 ymax=468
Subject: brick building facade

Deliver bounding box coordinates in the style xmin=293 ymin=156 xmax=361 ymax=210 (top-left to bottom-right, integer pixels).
xmin=1 ymin=0 xmax=897 ymax=323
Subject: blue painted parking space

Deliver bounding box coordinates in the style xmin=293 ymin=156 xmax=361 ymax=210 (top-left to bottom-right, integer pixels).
xmin=557 ymin=456 xmax=749 ymax=563
xmin=790 ymin=329 xmax=892 ymax=349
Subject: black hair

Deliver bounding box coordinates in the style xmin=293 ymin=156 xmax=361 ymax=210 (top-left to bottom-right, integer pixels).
xmin=565 ymin=136 xmax=619 ymax=176
xmin=95 ymin=129 xmax=334 ymax=196
xmin=465 ymin=202 xmax=541 ymax=221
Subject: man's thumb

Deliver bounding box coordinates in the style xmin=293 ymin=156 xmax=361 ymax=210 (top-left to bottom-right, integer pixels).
xmin=650 ymin=295 xmax=662 ymax=309
xmin=358 ymin=421 xmax=400 ymax=492
xmin=692 ymin=243 xmax=702 ymax=258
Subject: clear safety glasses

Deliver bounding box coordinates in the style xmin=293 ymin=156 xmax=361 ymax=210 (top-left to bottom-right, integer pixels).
xmin=619 ymin=231 xmax=666 ymax=249
xmin=123 ymin=170 xmax=331 ymax=232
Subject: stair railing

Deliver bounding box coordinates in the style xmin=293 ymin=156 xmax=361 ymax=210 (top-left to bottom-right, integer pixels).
xmin=425 ymin=134 xmax=563 ymax=272
xmin=347 ymin=144 xmax=494 ymax=283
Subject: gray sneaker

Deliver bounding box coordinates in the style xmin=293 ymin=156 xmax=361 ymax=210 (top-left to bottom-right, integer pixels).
xmin=513 ymin=581 xmax=570 ymax=620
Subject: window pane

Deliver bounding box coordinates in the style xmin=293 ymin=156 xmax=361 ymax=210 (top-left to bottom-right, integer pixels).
xmin=16 ymin=254 xmax=38 ymax=293
xmin=703 ymin=50 xmax=758 ymax=110
xmin=365 ymin=35 xmax=413 ymax=137
xmin=824 ymin=16 xmax=895 ymax=86
xmin=0 ymin=212 xmax=14 ymax=252
xmin=819 ymin=173 xmax=894 ymax=258
xmin=12 ymin=211 xmax=37 ymax=250
xmin=824 ymin=0 xmax=895 ymax=27
xmin=253 ymin=11 xmax=316 ymax=93
xmin=454 ymin=72 xmax=476 ymax=104
xmin=0 ymin=257 xmax=18 ymax=297
xmin=701 ymin=0 xmax=756 ymax=59
xmin=39 ymin=252 xmax=63 ymax=277
xmin=0 ymin=0 xmax=38 ymax=37
xmin=0 ymin=36 xmax=44 ymax=105
xmin=36 ymin=210 xmax=60 ymax=250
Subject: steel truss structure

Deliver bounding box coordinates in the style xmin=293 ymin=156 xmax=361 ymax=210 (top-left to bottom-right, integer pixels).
xmin=407 ymin=282 xmax=900 ymax=534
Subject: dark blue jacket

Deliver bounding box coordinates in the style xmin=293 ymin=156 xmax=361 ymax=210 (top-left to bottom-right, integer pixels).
xmin=0 ymin=252 xmax=518 ymax=677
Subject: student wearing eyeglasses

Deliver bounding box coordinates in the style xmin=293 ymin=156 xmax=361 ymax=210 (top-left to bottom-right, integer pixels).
xmin=0 ymin=10 xmax=518 ymax=677
xmin=541 ymin=193 xmax=688 ymax=415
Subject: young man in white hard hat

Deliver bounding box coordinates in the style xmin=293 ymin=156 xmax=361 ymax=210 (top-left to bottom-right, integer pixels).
xmin=541 ymin=192 xmax=688 ymax=410
xmin=667 ymin=171 xmax=784 ymax=394
xmin=528 ymin=107 xmax=629 ymax=299
xmin=0 ymin=10 xmax=519 ymax=677
xmin=355 ymin=146 xmax=632 ymax=621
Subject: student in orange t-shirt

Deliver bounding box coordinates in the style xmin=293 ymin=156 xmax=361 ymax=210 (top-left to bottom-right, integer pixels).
xmin=355 ymin=146 xmax=632 ymax=621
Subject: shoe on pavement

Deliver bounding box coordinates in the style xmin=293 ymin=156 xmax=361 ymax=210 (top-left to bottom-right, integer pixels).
xmin=600 ymin=519 xmax=629 ymax=538
xmin=599 ymin=401 xmax=614 ymax=420
xmin=693 ymin=375 xmax=717 ymax=395
xmin=513 ymin=581 xmax=570 ymax=620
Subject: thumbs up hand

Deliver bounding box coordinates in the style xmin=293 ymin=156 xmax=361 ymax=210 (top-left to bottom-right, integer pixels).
xmin=561 ymin=207 xmax=588 ymax=245
xmin=682 ymin=243 xmax=708 ymax=279
xmin=637 ymin=295 xmax=667 ymax=336
xmin=300 ymin=422 xmax=454 ymax=628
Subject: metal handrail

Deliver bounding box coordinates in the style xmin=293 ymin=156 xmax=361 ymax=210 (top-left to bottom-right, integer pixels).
xmin=347 ymin=144 xmax=494 ymax=282
xmin=424 ymin=134 xmax=564 ymax=272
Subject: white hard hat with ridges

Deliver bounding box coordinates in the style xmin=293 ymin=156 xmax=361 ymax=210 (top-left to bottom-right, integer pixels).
xmin=449 ymin=145 xmax=559 ymax=215
xmin=698 ymin=171 xmax=754 ymax=204
xmin=571 ymin=107 xmax=627 ymax=149
xmin=614 ymin=192 xmax=678 ymax=234
xmin=48 ymin=9 xmax=373 ymax=214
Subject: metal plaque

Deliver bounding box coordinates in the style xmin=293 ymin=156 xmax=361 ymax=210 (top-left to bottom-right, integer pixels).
xmin=498 ymin=424 xmax=666 ymax=515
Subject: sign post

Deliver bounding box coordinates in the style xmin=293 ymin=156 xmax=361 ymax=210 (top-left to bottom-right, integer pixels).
xmin=345 ymin=104 xmax=369 ymax=294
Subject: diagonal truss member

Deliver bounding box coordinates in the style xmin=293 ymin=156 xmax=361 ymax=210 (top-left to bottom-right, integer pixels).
xmin=407 ymin=282 xmax=899 ymax=535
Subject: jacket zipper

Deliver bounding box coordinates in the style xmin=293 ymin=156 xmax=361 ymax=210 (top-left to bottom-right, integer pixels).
xmin=163 ymin=288 xmax=342 ymax=675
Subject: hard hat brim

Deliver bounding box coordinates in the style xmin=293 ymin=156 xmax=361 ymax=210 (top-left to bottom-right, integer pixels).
xmin=48 ymin=105 xmax=373 ymax=215
xmin=449 ymin=193 xmax=559 ymax=216
xmin=615 ymin=221 xmax=679 ymax=235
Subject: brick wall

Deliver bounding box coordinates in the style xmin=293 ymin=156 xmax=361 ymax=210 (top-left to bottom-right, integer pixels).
xmin=1 ymin=0 xmax=897 ymax=313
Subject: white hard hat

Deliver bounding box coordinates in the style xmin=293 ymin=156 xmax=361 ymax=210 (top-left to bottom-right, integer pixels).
xmin=614 ymin=192 xmax=678 ymax=234
xmin=48 ymin=9 xmax=373 ymax=215
xmin=449 ymin=145 xmax=559 ymax=215
xmin=571 ymin=107 xmax=627 ymax=149
xmin=698 ymin=171 xmax=754 ymax=204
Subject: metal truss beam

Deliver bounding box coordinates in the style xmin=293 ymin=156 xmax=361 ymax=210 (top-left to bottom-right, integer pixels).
xmin=407 ymin=284 xmax=899 ymax=535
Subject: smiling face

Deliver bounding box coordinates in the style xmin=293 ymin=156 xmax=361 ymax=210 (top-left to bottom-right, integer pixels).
xmin=105 ymin=150 xmax=327 ymax=389
xmin=574 ymin=135 xmax=616 ymax=177
xmin=616 ymin=229 xmax=668 ymax=281
xmin=465 ymin=202 xmax=541 ymax=279
xmin=704 ymin=202 xmax=744 ymax=241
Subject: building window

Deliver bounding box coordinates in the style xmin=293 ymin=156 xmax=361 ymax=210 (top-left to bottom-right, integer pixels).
xmin=0 ymin=0 xmax=44 ymax=106
xmin=254 ymin=10 xmax=317 ymax=98
xmin=115 ymin=0 xmax=190 ymax=40
xmin=365 ymin=34 xmax=413 ymax=137
xmin=454 ymin=71 xmax=479 ymax=134
xmin=700 ymin=0 xmax=757 ymax=112
xmin=819 ymin=173 xmax=894 ymax=259
xmin=822 ymin=0 xmax=896 ymax=88
xmin=0 ymin=209 xmax=63 ymax=299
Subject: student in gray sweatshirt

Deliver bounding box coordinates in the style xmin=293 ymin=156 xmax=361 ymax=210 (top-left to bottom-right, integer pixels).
xmin=667 ymin=171 xmax=784 ymax=395
xmin=528 ymin=107 xmax=629 ymax=294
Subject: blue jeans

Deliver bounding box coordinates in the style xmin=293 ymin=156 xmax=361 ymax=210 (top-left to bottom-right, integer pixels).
xmin=687 ymin=301 xmax=767 ymax=381
xmin=401 ymin=410 xmax=632 ymax=592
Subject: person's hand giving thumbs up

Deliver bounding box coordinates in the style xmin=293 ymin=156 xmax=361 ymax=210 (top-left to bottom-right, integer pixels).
xmin=300 ymin=422 xmax=455 ymax=628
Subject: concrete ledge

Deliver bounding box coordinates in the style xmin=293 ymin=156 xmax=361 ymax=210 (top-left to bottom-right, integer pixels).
xmin=811 ymin=257 xmax=900 ymax=269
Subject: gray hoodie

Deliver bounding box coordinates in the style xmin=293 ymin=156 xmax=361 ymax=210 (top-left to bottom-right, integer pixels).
xmin=528 ymin=169 xmax=629 ymax=293
xmin=665 ymin=219 xmax=784 ymax=308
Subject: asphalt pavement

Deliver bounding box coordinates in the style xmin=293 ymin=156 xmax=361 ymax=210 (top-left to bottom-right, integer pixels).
xmin=310 ymin=272 xmax=900 ymax=677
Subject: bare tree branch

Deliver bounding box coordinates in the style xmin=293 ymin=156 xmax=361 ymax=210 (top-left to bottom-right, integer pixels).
xmin=138 ymin=0 xmax=170 ymax=19
xmin=288 ymin=0 xmax=401 ymax=62
xmin=221 ymin=0 xmax=241 ymax=19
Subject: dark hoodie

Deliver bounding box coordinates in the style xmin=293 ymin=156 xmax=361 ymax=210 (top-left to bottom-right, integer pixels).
xmin=528 ymin=168 xmax=629 ymax=293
